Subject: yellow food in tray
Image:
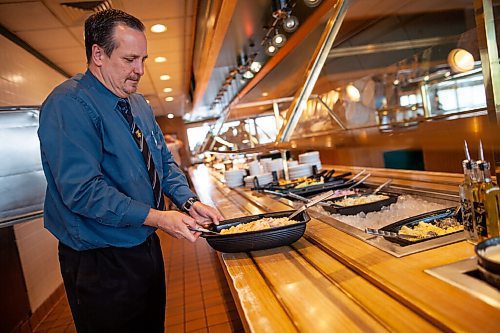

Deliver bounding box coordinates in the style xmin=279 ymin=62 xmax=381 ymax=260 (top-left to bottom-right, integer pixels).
xmin=278 ymin=176 xmax=324 ymax=188
xmin=333 ymin=194 xmax=389 ymax=207
xmin=220 ymin=217 xmax=297 ymax=235
xmin=398 ymin=218 xmax=463 ymax=240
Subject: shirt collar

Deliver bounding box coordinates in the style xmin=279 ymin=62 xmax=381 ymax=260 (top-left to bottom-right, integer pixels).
xmin=82 ymin=69 xmax=128 ymax=111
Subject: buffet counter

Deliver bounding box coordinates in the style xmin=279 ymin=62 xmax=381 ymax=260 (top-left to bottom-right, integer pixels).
xmin=189 ymin=164 xmax=499 ymax=332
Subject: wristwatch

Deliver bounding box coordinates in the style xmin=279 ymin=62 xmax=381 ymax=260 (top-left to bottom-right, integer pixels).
xmin=182 ymin=196 xmax=199 ymax=212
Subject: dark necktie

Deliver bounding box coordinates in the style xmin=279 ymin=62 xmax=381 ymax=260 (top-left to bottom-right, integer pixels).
xmin=117 ymin=99 xmax=165 ymax=211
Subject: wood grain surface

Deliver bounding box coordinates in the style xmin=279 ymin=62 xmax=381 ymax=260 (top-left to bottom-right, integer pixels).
xmin=189 ymin=164 xmax=499 ymax=332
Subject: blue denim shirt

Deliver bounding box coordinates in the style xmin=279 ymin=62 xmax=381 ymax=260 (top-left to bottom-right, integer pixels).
xmin=38 ymin=70 xmax=196 ymax=250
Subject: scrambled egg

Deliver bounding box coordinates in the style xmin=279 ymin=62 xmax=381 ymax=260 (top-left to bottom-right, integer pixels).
xmin=398 ymin=218 xmax=463 ymax=240
xmin=220 ymin=217 xmax=297 ymax=235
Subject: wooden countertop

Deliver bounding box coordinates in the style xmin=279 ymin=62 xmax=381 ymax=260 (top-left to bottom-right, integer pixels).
xmin=189 ymin=164 xmax=499 ymax=332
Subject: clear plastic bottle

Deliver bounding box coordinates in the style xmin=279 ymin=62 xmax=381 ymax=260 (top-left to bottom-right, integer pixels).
xmin=459 ymin=160 xmax=477 ymax=243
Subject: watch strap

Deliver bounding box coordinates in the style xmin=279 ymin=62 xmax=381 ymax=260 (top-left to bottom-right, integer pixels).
xmin=182 ymin=197 xmax=199 ymax=212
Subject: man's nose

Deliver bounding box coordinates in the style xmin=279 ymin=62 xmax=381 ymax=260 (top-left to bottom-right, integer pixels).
xmin=134 ymin=60 xmax=144 ymax=76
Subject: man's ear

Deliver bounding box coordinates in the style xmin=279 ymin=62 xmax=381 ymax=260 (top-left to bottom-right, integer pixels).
xmin=91 ymin=44 xmax=104 ymax=66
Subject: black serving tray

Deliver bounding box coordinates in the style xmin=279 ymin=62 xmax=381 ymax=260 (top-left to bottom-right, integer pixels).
xmin=258 ymin=170 xmax=352 ymax=194
xmin=380 ymin=207 xmax=462 ymax=246
xmin=322 ymin=192 xmax=398 ymax=215
xmin=202 ymin=210 xmax=310 ymax=253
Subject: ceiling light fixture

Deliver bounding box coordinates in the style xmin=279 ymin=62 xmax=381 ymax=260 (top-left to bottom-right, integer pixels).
xmin=272 ymin=31 xmax=287 ymax=47
xmin=167 ymin=113 xmax=174 ymax=119
xmin=265 ymin=43 xmax=278 ymax=56
xmin=163 ymin=87 xmax=173 ymax=93
xmin=282 ymin=15 xmax=299 ymax=32
xmin=250 ymin=61 xmax=262 ymax=73
xmin=448 ymin=48 xmax=474 ymax=73
xmin=151 ymin=24 xmax=166 ymax=33
xmin=165 ymin=97 xmax=174 ymax=102
xmin=262 ymin=92 xmax=269 ymax=97
xmin=346 ymin=84 xmax=360 ymax=102
xmin=303 ymin=0 xmax=322 ymax=7
xmin=242 ymin=70 xmax=254 ymax=80
xmin=154 ymin=56 xmax=167 ymax=63
xmin=160 ymin=74 xmax=171 ymax=80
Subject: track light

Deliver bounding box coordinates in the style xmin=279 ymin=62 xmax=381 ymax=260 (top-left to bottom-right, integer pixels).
xmin=242 ymin=70 xmax=254 ymax=79
xmin=250 ymin=61 xmax=262 ymax=73
xmin=283 ymin=15 xmax=299 ymax=33
xmin=303 ymin=0 xmax=322 ymax=7
xmin=265 ymin=42 xmax=278 ymax=56
xmin=272 ymin=31 xmax=287 ymax=47
xmin=346 ymin=84 xmax=360 ymax=102
xmin=448 ymin=48 xmax=475 ymax=73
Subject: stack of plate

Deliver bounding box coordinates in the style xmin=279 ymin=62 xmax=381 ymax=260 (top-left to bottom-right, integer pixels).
xmin=225 ymin=169 xmax=245 ymax=188
xmin=267 ymin=158 xmax=284 ymax=173
xmin=298 ymin=151 xmax=322 ymax=171
xmin=248 ymin=160 xmax=262 ymax=176
xmin=288 ymin=164 xmax=313 ymax=180
xmin=244 ymin=173 xmax=273 ymax=188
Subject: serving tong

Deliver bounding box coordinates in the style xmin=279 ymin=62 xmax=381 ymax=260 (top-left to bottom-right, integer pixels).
xmin=288 ymin=190 xmax=337 ymax=219
xmin=365 ymin=228 xmax=420 ymax=240
xmin=372 ymin=179 xmax=392 ymax=194
xmin=188 ymin=226 xmax=220 ymax=235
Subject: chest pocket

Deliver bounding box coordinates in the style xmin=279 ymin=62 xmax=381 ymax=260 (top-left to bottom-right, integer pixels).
xmin=144 ymin=127 xmax=164 ymax=177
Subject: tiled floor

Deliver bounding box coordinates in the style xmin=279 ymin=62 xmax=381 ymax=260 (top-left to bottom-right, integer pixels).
xmin=33 ymin=232 xmax=244 ymax=333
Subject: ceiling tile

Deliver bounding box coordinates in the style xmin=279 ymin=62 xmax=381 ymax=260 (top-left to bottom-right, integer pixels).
xmin=0 ymin=2 xmax=63 ymax=31
xmin=59 ymin=62 xmax=87 ymax=76
xmin=40 ymin=46 xmax=86 ymax=64
xmin=123 ymin=0 xmax=184 ymax=20
xmin=17 ymin=28 xmax=81 ymax=50
xmin=147 ymin=37 xmax=184 ymax=54
xmin=68 ymin=26 xmax=85 ymax=44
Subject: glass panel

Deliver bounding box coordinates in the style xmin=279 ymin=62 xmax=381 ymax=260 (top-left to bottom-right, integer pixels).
xmin=255 ymin=115 xmax=278 ymax=143
xmin=0 ymin=109 xmax=45 ymax=220
xmin=288 ymin=0 xmax=489 ymax=137
xmin=187 ymin=125 xmax=211 ymax=152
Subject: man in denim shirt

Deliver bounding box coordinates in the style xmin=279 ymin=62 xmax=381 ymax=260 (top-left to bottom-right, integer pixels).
xmin=38 ymin=9 xmax=223 ymax=333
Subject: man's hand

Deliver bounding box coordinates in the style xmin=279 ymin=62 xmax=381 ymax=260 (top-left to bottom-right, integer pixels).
xmin=188 ymin=202 xmax=223 ymax=227
xmin=144 ymin=209 xmax=200 ymax=242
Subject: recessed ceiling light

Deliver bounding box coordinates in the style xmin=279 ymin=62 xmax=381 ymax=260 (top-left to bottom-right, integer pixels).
xmin=167 ymin=113 xmax=174 ymax=119
xmin=154 ymin=56 xmax=167 ymax=63
xmin=160 ymin=74 xmax=171 ymax=81
xmin=165 ymin=97 xmax=174 ymax=102
xmin=146 ymin=99 xmax=150 ymax=104
xmin=262 ymin=92 xmax=269 ymax=97
xmin=151 ymin=24 xmax=166 ymax=33
xmin=163 ymin=87 xmax=173 ymax=93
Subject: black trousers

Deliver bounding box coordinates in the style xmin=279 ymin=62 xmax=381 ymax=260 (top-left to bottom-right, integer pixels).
xmin=58 ymin=233 xmax=166 ymax=333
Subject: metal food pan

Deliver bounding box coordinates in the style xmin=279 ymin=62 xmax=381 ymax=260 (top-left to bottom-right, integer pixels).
xmin=202 ymin=210 xmax=310 ymax=253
